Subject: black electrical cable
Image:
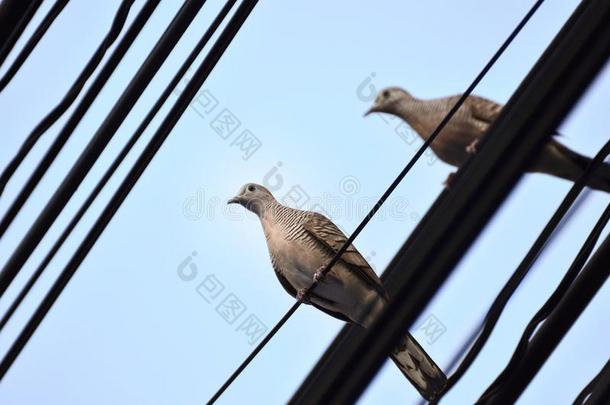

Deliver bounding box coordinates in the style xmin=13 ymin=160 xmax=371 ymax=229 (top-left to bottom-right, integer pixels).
xmin=0 ymin=0 xmax=159 ymax=239
xmin=479 ymin=198 xmax=610 ymax=401
xmin=0 ymin=0 xmax=237 ymax=333
xmin=0 ymin=0 xmax=134 ymax=201
xmin=0 ymin=0 xmax=257 ymax=382
xmin=426 ymin=188 xmax=590 ymax=405
xmin=573 ymin=359 xmax=610 ymax=405
xmin=208 ymin=1 xmax=544 ymax=403
xmin=577 ymin=359 xmax=610 ymax=405
xmin=437 ymin=140 xmax=610 ymax=401
xmin=0 ymin=0 xmax=205 ymax=299
xmin=574 ymin=374 xmax=599 ymax=405
xmin=0 ymin=0 xmax=43 ymax=68
xmin=0 ymin=0 xmax=70 ymax=93
xmin=480 ymin=230 xmax=610 ymax=403
xmin=419 ymin=188 xmax=593 ymax=405
xmin=292 ymin=0 xmax=610 ymax=402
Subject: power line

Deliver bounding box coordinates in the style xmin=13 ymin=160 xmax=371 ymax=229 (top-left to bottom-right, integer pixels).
xmin=290 ymin=0 xmax=610 ymax=402
xmin=0 ymin=0 xmax=70 ymax=93
xmin=208 ymin=1 xmax=545 ymax=403
xmin=481 ymin=227 xmax=610 ymax=403
xmin=0 ymin=0 xmax=168 ymax=331
xmin=0 ymin=0 xmax=237 ymax=333
xmin=0 ymin=0 xmax=135 ymax=215
xmin=585 ymin=361 xmax=610 ymax=405
xmin=438 ymin=144 xmax=610 ymax=400
xmin=574 ymin=368 xmax=602 ymax=405
xmin=0 ymin=0 xmax=258 ymax=382
xmin=0 ymin=0 xmax=159 ymax=239
xmin=0 ymin=0 xmax=205 ymax=299
xmin=427 ymin=188 xmax=592 ymax=405
xmin=0 ymin=0 xmax=43 ymax=68
xmin=574 ymin=358 xmax=610 ymax=404
xmin=479 ymin=187 xmax=610 ymax=401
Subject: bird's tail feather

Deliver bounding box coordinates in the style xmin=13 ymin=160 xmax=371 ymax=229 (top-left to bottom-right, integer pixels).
xmin=566 ymin=151 xmax=610 ymax=193
xmin=543 ymin=142 xmax=610 ymax=193
xmin=391 ymin=333 xmax=446 ymax=401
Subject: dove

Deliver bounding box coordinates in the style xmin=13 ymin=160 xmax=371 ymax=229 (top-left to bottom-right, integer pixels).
xmin=365 ymin=87 xmax=610 ymax=191
xmin=228 ymin=183 xmax=447 ymax=401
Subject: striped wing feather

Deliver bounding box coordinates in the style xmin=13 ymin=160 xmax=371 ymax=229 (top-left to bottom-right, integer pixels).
xmin=302 ymin=212 xmax=387 ymax=299
xmin=465 ymin=94 xmax=503 ymax=124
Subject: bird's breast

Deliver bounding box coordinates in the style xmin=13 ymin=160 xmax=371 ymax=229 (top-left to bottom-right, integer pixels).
xmin=261 ymin=220 xmax=384 ymax=325
xmin=267 ymin=235 xmax=326 ymax=290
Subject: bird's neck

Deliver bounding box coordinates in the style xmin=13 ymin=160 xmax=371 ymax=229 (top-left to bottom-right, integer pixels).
xmin=259 ymin=200 xmax=282 ymax=228
xmin=392 ymin=97 xmax=429 ymax=137
xmin=393 ymin=97 xmax=422 ymax=125
xmin=258 ymin=199 xmax=279 ymax=220
xmin=260 ymin=201 xmax=303 ymax=239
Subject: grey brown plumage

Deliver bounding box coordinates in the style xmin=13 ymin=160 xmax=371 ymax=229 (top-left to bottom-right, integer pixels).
xmin=366 ymin=87 xmax=610 ymax=192
xmin=228 ymin=183 xmax=447 ymax=400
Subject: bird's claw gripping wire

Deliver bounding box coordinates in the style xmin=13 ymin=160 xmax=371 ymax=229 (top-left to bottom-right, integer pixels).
xmin=466 ymin=139 xmax=479 ymax=154
xmin=313 ymin=265 xmax=327 ymax=283
xmin=297 ymin=288 xmax=310 ymax=304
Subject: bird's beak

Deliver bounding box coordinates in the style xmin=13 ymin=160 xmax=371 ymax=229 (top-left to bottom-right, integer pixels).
xmin=227 ymin=196 xmax=242 ymax=205
xmin=364 ymin=105 xmax=380 ymax=117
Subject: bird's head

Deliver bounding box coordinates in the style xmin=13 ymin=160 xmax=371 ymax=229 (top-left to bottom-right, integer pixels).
xmin=227 ymin=183 xmax=276 ymax=216
xmin=364 ymin=86 xmax=411 ymax=117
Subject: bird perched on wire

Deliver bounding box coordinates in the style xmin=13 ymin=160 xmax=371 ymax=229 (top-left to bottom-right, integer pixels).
xmin=365 ymin=87 xmax=610 ymax=191
xmin=228 ymin=183 xmax=447 ymax=401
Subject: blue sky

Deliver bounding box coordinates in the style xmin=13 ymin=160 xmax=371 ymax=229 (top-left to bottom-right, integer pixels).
xmin=1 ymin=1 xmax=609 ymax=404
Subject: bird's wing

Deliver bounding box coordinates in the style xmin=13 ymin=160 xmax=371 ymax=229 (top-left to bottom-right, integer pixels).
xmin=466 ymin=95 xmax=503 ymax=125
xmin=303 ymin=212 xmax=387 ymax=299
xmin=310 ymin=296 xmax=353 ymax=322
xmin=468 ymin=94 xmax=564 ymax=139
xmin=272 ymin=246 xmax=352 ymax=322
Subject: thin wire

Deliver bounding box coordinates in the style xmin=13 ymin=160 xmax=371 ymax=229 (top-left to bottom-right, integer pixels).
xmin=425 ymin=188 xmax=590 ymax=405
xmin=422 ymin=167 xmax=591 ymax=405
xmin=0 ymin=0 xmax=70 ymax=93
xmin=478 ymin=220 xmax=610 ymax=403
xmin=0 ymin=0 xmax=257 ymax=382
xmin=0 ymin=0 xmax=237 ymax=333
xmin=0 ymin=0 xmax=200 ymax=300
xmin=438 ymin=140 xmax=610 ymax=401
xmin=0 ymin=0 xmax=134 ymax=205
xmin=574 ymin=376 xmax=598 ymax=405
xmin=573 ymin=358 xmax=610 ymax=405
xmin=207 ymin=1 xmax=545 ymax=402
xmin=478 ymin=199 xmax=610 ymax=401
xmin=0 ymin=0 xmax=43 ymax=69
xmin=0 ymin=0 xmax=159 ymax=241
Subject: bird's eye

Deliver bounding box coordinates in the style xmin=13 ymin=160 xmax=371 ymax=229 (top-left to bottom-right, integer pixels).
xmin=382 ymin=90 xmax=390 ymax=98
xmin=247 ymin=185 xmax=256 ymax=192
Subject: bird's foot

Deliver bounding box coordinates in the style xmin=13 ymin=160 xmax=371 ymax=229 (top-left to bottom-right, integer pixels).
xmin=313 ymin=266 xmax=327 ymax=283
xmin=297 ymin=288 xmax=310 ymax=304
xmin=443 ymin=172 xmax=457 ymax=189
xmin=466 ymin=139 xmax=479 ymax=155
